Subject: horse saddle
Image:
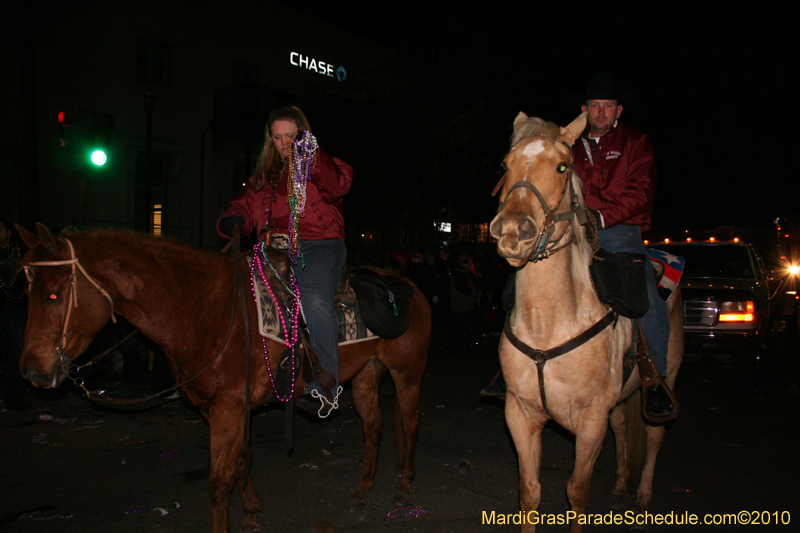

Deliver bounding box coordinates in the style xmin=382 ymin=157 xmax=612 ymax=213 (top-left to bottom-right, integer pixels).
xmin=334 ymin=265 xmax=415 ymax=340
xmin=589 ymin=248 xmax=686 ymax=319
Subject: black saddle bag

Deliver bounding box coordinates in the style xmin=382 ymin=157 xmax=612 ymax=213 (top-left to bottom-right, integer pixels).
xmin=590 ymin=248 xmax=649 ymax=318
xmin=350 ymin=267 xmax=414 ymax=339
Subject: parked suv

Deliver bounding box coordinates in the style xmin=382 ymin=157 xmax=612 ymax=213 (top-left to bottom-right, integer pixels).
xmin=648 ymin=240 xmax=776 ymax=377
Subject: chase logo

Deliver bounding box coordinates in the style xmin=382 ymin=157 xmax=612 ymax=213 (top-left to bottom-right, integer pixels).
xmin=290 ymin=52 xmax=347 ymax=82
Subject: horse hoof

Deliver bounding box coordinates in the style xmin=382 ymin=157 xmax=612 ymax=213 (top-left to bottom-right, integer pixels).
xmin=607 ymin=493 xmax=628 ymax=510
xmin=393 ymin=490 xmax=412 ymax=506
xmin=347 ymin=494 xmax=367 ymax=511
xmin=630 ymin=504 xmax=650 ymax=530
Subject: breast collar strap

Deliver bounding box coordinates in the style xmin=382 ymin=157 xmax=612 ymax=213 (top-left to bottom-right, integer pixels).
xmin=504 ymin=310 xmax=618 ymax=417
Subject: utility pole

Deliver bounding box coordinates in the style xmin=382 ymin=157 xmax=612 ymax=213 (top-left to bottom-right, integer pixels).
xmin=144 ymin=90 xmax=155 ymax=234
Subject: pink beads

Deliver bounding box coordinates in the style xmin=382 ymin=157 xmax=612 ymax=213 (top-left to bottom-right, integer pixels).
xmin=250 ymin=243 xmax=301 ymax=402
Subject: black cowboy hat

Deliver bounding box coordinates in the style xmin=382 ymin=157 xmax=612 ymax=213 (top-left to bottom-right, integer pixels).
xmin=566 ymin=73 xmax=639 ymax=108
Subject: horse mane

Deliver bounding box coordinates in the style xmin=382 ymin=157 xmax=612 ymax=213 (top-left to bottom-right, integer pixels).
xmin=510 ymin=117 xmax=572 ymax=159
xmin=72 ymin=228 xmax=204 ymax=257
xmin=65 ymin=229 xmax=230 ymax=277
xmin=569 ymin=175 xmax=594 ymax=273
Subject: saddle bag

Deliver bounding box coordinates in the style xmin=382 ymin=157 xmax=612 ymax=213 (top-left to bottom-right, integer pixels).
xmin=349 ymin=267 xmax=414 ymax=339
xmin=590 ymin=248 xmax=649 ymax=318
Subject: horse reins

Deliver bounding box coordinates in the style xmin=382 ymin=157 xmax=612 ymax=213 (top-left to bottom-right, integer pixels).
xmin=24 ymin=238 xmax=117 ymax=379
xmin=23 ymin=235 xmax=245 ymax=407
xmin=504 ymin=310 xmax=617 ymax=418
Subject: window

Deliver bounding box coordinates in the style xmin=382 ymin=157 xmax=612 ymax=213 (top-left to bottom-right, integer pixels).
xmin=135 ymin=150 xmax=168 ymax=234
xmin=137 ymin=39 xmax=172 ymax=86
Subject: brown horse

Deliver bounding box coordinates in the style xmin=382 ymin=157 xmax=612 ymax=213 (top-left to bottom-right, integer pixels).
xmin=16 ymin=224 xmax=430 ymax=533
xmin=489 ymin=113 xmax=683 ymax=532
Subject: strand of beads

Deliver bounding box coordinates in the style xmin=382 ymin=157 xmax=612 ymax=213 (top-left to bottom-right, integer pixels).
xmin=286 ymin=130 xmax=318 ymax=268
xmin=250 ymin=243 xmax=302 ymax=402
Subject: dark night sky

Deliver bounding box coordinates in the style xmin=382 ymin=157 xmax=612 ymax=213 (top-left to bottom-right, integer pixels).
xmin=283 ymin=2 xmax=796 ymax=236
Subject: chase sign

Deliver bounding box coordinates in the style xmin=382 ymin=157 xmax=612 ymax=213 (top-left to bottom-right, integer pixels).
xmin=290 ymin=52 xmax=347 ymax=82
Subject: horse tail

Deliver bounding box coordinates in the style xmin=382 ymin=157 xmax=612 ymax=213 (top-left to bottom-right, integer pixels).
xmin=625 ymin=389 xmax=647 ymax=480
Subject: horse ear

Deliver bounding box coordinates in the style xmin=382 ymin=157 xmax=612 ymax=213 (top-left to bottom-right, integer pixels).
xmin=513 ymin=112 xmax=529 ymax=131
xmin=15 ymin=224 xmax=40 ymax=249
xmin=35 ymin=222 xmax=60 ymax=256
xmin=559 ymin=112 xmax=587 ymax=146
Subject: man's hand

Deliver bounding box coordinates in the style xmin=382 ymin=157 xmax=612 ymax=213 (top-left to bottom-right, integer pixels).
xmin=219 ymin=216 xmax=245 ymax=238
xmin=588 ymin=208 xmax=603 ymax=229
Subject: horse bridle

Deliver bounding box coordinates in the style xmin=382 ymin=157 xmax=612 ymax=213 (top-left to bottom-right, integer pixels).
xmin=22 ymin=233 xmax=249 ymax=408
xmin=496 ymin=138 xmax=589 ymax=262
xmin=23 ymin=238 xmax=117 ymax=376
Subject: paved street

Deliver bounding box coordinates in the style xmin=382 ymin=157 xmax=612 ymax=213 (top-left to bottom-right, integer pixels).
xmin=2 ymin=325 xmax=799 ymax=532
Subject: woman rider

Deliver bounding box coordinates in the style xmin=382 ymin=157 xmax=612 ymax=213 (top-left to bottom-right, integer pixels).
xmin=217 ymin=106 xmax=353 ymax=417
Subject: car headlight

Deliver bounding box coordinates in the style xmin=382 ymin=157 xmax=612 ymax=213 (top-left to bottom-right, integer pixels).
xmin=719 ymin=301 xmax=754 ymax=322
xmin=789 ymin=265 xmax=800 ymax=276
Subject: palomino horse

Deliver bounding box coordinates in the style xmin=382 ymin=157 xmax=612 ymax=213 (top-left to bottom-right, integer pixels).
xmin=489 ymin=113 xmax=683 ymax=532
xmin=17 ymin=224 xmax=430 ymax=533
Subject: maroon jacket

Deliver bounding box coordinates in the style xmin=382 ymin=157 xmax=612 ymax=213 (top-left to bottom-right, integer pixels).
xmin=572 ymin=121 xmax=657 ymax=232
xmin=217 ymin=148 xmax=353 ymax=241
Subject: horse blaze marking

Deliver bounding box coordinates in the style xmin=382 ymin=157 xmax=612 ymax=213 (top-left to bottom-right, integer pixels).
xmin=523 ymin=139 xmax=546 ymax=158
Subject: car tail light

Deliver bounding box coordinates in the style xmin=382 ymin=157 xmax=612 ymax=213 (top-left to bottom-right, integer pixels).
xmin=719 ymin=301 xmax=754 ymax=322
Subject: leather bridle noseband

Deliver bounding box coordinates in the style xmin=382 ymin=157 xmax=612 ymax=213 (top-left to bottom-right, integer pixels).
xmin=495 ymin=137 xmax=589 ymax=262
xmin=23 ymin=238 xmax=117 ymax=376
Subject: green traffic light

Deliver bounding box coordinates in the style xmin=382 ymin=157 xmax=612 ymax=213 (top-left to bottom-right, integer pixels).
xmin=90 ymin=149 xmax=108 ymax=166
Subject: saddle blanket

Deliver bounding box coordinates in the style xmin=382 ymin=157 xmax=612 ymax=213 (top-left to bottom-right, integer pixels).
xmin=648 ymin=249 xmax=685 ymax=301
xmin=251 ymin=260 xmax=377 ymax=346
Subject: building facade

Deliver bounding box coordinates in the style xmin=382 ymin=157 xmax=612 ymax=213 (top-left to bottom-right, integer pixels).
xmin=5 ymin=0 xmax=405 ymax=247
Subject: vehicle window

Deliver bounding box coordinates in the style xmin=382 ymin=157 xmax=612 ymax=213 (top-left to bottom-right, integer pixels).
xmin=653 ymin=245 xmax=755 ymax=279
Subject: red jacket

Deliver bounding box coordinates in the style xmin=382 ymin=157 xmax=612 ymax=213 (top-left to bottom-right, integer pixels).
xmin=217 ymin=148 xmax=353 ymax=241
xmin=572 ymin=122 xmax=657 ymax=232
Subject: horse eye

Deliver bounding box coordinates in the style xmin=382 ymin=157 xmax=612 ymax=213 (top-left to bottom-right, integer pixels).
xmin=45 ymin=292 xmax=61 ymax=303
xmin=557 ymin=162 xmax=568 ymax=174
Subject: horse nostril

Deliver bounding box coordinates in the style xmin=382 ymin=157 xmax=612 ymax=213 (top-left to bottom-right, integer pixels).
xmin=26 ymin=367 xmax=49 ymax=386
xmin=489 ymin=217 xmax=503 ymax=239
xmin=519 ymin=218 xmax=537 ymax=241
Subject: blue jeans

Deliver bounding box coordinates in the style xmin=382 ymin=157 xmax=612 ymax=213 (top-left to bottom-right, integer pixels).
xmin=287 ymin=239 xmax=347 ymax=392
xmin=598 ymin=225 xmax=670 ymax=376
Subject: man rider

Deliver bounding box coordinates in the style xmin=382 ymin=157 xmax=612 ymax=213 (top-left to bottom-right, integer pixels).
xmin=572 ymin=72 xmax=674 ymax=419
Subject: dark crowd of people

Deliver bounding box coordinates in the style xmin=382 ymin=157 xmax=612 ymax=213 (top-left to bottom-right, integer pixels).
xmin=393 ymin=245 xmax=513 ymax=355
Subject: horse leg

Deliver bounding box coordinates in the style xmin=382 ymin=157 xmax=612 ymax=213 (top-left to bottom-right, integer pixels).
xmin=634 ymin=424 xmax=666 ymax=514
xmin=389 ymin=366 xmax=424 ymax=502
xmin=206 ymin=400 xmax=261 ymax=533
xmin=634 ymin=292 xmax=682 ymax=515
xmin=236 ymin=464 xmax=263 ymax=532
xmin=349 ymin=358 xmax=388 ymax=506
xmin=505 ymin=394 xmax=547 ymax=533
xmin=567 ymin=414 xmax=609 ymax=533
xmin=607 ymin=402 xmax=630 ymax=509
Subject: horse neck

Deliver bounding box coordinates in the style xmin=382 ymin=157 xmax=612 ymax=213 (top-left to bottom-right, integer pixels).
xmin=513 ymin=239 xmax=599 ymax=340
xmin=78 ymin=235 xmax=232 ymax=349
